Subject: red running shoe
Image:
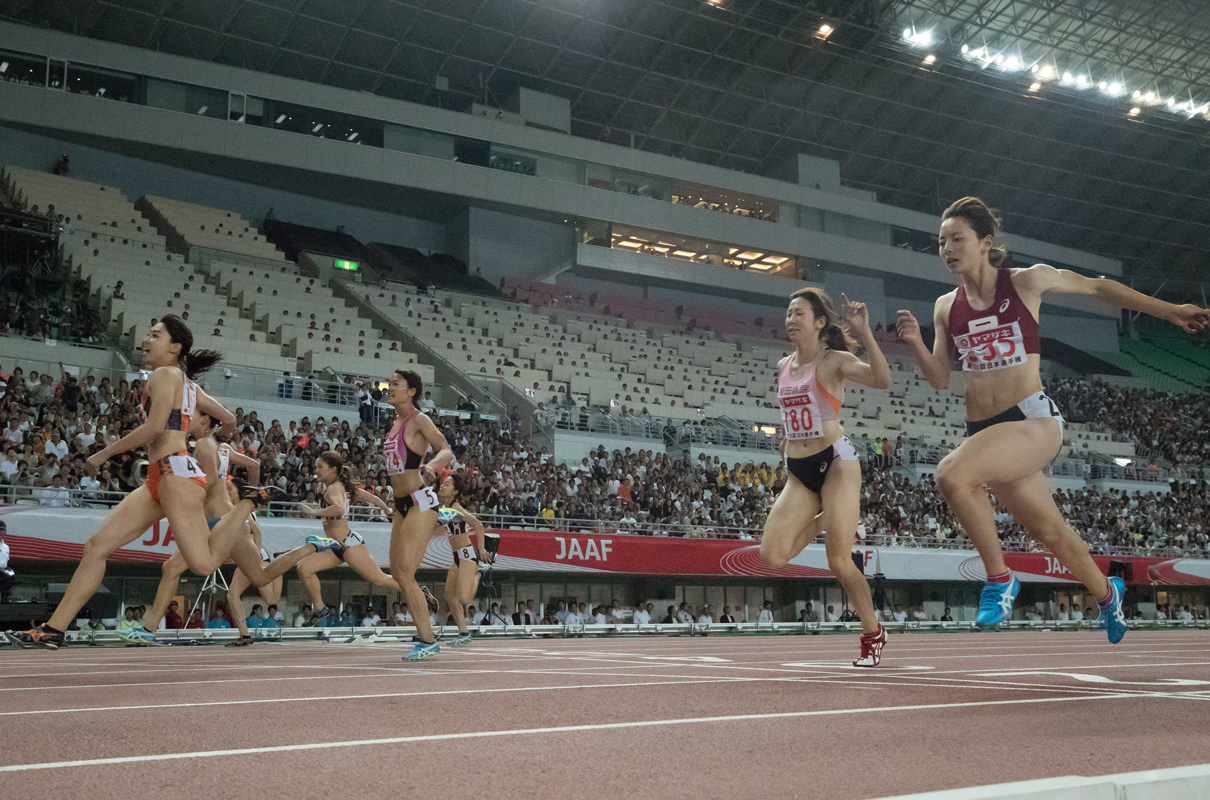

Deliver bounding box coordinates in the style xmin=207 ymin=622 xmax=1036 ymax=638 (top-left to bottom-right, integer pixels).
xmin=853 ymin=625 xmax=887 ymax=667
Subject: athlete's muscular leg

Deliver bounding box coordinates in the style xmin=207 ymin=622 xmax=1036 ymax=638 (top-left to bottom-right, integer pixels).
xmin=344 ymin=545 xmax=404 ymax=595
xmin=760 ymin=477 xmax=821 ymax=567
xmin=391 ymin=509 xmax=438 ymax=644
xmin=819 ymin=460 xmax=880 ymax=635
xmin=227 ymin=567 xmax=254 ymax=637
xmin=47 ymin=487 xmax=163 ymax=631
xmin=990 ymin=472 xmax=1110 ymax=599
xmin=142 ymin=552 xmax=189 ymax=631
xmin=444 ymin=564 xmax=466 ymax=634
xmin=295 ymin=551 xmax=342 ymax=609
xmin=935 ymin=418 xmax=1061 ymax=577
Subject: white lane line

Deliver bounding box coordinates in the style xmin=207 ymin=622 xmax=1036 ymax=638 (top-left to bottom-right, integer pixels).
xmin=0 ymin=677 xmax=764 ymax=717
xmin=0 ymin=693 xmax=1138 ymax=773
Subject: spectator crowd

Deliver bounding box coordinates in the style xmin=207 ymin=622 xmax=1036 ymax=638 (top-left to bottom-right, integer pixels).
xmin=1 ymin=359 xmax=1208 ymax=559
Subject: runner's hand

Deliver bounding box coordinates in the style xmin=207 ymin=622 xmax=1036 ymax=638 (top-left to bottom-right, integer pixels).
xmin=896 ymin=309 xmax=922 ymax=347
xmin=1169 ymin=304 xmax=1210 ymax=334
xmin=841 ymin=293 xmax=869 ymax=333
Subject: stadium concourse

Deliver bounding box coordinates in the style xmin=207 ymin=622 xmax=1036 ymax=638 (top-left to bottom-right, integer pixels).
xmin=4 ymin=0 xmax=1210 ymax=797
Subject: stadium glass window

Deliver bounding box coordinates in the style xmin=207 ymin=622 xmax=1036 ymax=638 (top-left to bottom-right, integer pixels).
xmin=0 ymin=48 xmax=47 ymax=87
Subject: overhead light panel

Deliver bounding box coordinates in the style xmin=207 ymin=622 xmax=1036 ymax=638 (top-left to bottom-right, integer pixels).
xmin=312 ymin=123 xmax=323 ymax=132
xmin=275 ymin=114 xmax=287 ymax=124
xmin=819 ymin=24 xmax=832 ymax=35
xmin=0 ymin=62 xmax=8 ymax=73
xmin=197 ymin=105 xmax=208 ymax=114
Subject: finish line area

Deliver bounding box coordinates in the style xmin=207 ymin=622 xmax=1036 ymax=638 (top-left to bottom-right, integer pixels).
xmin=2 ymin=630 xmax=1209 ymax=799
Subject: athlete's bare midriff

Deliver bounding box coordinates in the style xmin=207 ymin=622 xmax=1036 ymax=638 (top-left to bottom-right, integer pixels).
xmin=784 ymin=419 xmax=845 ymax=459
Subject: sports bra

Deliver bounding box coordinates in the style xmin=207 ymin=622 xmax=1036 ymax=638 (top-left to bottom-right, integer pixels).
xmin=384 ymin=409 xmax=425 ymax=475
xmin=948 ymin=268 xmax=1041 ymax=372
xmin=143 ymin=371 xmax=196 ymax=432
xmin=437 ymin=506 xmax=468 ymax=538
xmin=777 ymin=350 xmax=843 ymax=440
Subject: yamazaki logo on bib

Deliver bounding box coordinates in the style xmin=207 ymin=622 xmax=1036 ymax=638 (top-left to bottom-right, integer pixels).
xmin=954 ymin=316 xmax=1026 ymax=372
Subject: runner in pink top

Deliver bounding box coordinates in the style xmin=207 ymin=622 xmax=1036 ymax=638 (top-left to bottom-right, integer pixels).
xmin=762 ymin=287 xmax=892 ymax=666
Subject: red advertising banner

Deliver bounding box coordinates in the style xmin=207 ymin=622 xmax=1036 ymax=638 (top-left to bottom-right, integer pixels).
xmin=2 ymin=507 xmax=1205 ymax=586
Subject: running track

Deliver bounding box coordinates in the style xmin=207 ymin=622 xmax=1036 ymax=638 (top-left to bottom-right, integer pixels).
xmin=2 ymin=630 xmax=1208 ymax=798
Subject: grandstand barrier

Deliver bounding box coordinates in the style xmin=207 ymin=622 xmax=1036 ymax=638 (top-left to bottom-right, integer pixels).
xmin=3 ymin=507 xmax=1207 ymax=586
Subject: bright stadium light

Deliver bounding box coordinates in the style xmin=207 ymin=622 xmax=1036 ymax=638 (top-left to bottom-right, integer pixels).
xmin=923 ymin=54 xmax=936 ymax=65
xmin=961 ymin=44 xmax=969 ymax=54
xmin=1002 ymin=55 xmax=1022 ymax=71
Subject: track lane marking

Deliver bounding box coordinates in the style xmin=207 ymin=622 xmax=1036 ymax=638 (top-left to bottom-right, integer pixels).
xmin=0 ymin=693 xmax=1138 ymax=773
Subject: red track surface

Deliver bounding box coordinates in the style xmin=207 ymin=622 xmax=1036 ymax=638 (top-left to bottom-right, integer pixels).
xmin=2 ymin=630 xmax=1209 ymax=799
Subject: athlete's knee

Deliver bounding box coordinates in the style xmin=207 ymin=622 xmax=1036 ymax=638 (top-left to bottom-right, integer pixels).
xmin=161 ymin=553 xmax=187 ymax=578
xmin=759 ymin=536 xmax=792 ymax=568
xmin=827 ymin=552 xmax=857 ymax=577
xmin=934 ymin=458 xmax=967 ymax=499
xmin=81 ymin=533 xmax=119 ymax=562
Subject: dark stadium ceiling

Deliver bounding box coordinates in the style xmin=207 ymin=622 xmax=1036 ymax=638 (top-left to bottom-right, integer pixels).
xmin=4 ymin=0 xmax=1210 ymax=302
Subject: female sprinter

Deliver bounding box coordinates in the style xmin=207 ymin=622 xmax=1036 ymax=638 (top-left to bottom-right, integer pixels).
xmin=386 ymin=369 xmax=453 ymax=660
xmin=434 ymin=470 xmax=492 ymax=646
xmin=131 ymin=412 xmax=339 ymax=645
xmin=294 ymin=451 xmax=402 ymax=621
xmin=9 ymin=315 xmax=281 ymax=649
xmin=759 ymin=288 xmax=892 ymax=667
xmin=895 ymin=197 xmax=1210 ymax=642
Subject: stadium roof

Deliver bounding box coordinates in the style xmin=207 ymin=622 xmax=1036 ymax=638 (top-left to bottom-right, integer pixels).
xmin=4 ymin=0 xmax=1209 ymax=302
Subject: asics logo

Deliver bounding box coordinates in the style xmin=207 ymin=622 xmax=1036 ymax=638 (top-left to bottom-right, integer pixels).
xmin=819 ymin=463 xmax=828 ymax=472
xmin=999 ymin=299 xmax=1011 ymax=313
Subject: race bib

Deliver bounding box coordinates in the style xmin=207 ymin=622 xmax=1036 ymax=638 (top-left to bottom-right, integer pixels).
xmin=779 ymin=385 xmax=822 ymax=439
xmin=954 ymin=316 xmax=1027 ymax=372
xmin=412 ymin=486 xmax=439 ymax=511
xmin=168 ymin=454 xmax=204 ymax=477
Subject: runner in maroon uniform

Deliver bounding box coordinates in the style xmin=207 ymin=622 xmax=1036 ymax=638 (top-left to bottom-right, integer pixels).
xmin=896 ymin=197 xmax=1209 ymax=640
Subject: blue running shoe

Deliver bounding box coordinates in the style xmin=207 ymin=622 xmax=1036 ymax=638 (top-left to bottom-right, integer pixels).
xmin=118 ymin=625 xmax=158 ymax=646
xmin=448 ymin=632 xmax=472 ymax=647
xmin=976 ymin=573 xmax=1020 ymax=628
xmin=403 ymin=641 xmax=440 ymax=661
xmin=306 ymin=535 xmax=341 ymax=554
xmin=1100 ymin=576 xmax=1127 ymax=644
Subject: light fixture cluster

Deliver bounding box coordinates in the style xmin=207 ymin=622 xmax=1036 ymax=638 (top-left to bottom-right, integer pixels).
xmin=901 ymin=28 xmax=1210 ymax=122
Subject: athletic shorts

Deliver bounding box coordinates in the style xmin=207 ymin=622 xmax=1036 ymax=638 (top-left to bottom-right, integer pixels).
xmin=393 ymin=486 xmax=439 ymax=516
xmin=965 ymin=390 xmax=1064 ymax=441
xmin=146 ymin=451 xmax=207 ymax=504
xmin=330 ymin=530 xmax=365 ymax=563
xmin=785 ymin=437 xmax=858 ymax=495
xmin=452 ymin=544 xmax=479 ymax=567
